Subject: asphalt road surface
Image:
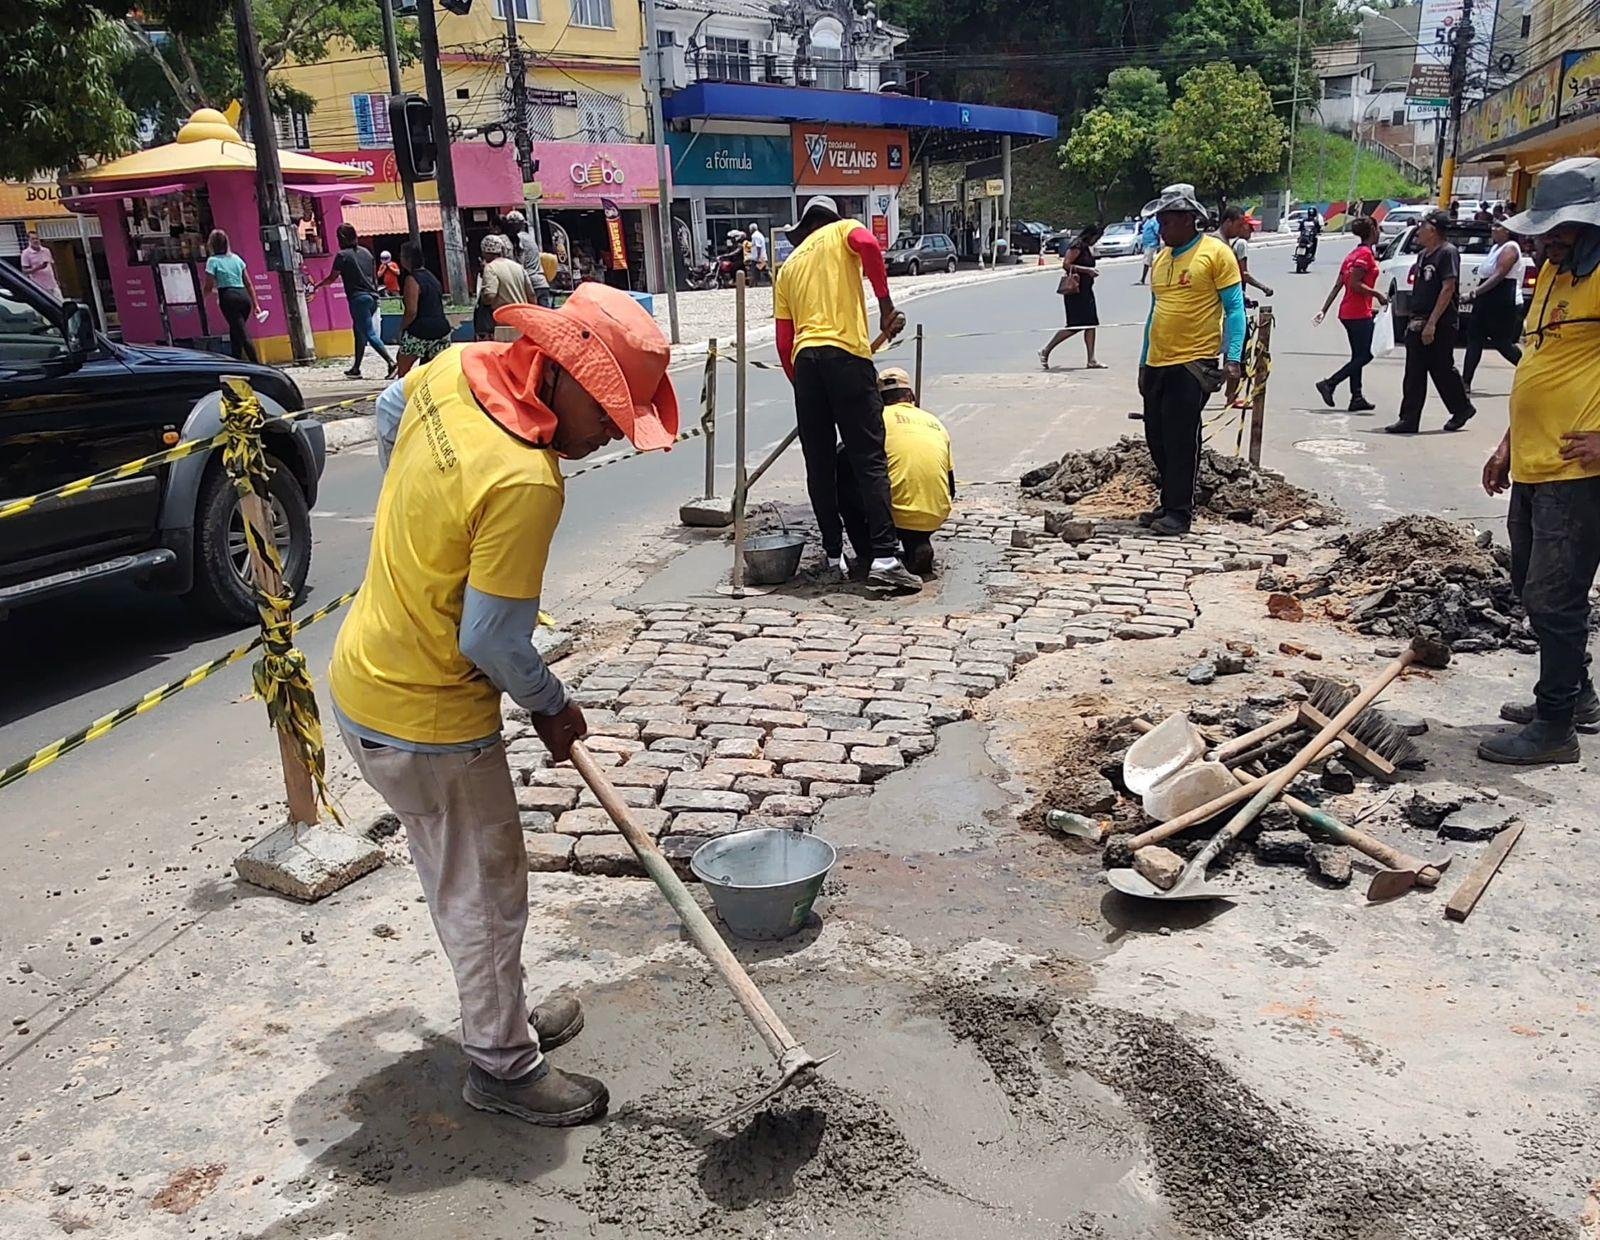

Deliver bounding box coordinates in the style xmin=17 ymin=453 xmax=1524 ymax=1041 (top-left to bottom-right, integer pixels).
xmin=0 ymin=235 xmax=1517 ymax=840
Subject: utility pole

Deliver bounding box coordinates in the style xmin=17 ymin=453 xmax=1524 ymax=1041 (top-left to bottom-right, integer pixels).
xmin=417 ymin=0 xmax=470 ymax=298
xmin=1438 ymin=0 xmax=1475 ymax=208
xmin=233 ymin=0 xmax=315 ymax=361
xmin=1283 ymin=0 xmax=1309 ymax=214
xmin=641 ymin=0 xmax=681 ymax=344
xmin=501 ymin=0 xmax=541 ymax=247
xmin=378 ymin=0 xmax=421 ymax=247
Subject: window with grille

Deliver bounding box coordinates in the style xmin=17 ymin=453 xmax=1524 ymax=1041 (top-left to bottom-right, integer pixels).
xmin=495 ymin=0 xmax=540 ymax=20
xmin=576 ymin=90 xmax=626 ymax=142
xmin=351 ymin=93 xmax=393 ymax=148
xmin=570 ymin=0 xmax=612 ymax=28
xmin=701 ymin=35 xmax=751 ymax=81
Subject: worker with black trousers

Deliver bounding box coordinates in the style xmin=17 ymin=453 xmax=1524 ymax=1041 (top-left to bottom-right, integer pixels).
xmin=774 ymin=195 xmax=920 ymax=593
xmin=1386 ymin=210 xmax=1476 ymax=434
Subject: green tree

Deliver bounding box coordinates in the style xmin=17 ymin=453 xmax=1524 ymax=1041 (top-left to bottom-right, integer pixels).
xmin=1059 ymin=107 xmax=1141 ymax=220
xmin=1155 ymin=61 xmax=1286 ymax=205
xmin=1101 ymin=66 xmax=1169 ymax=134
xmin=1163 ymin=0 xmax=1302 ymax=103
xmin=4 ymin=8 xmax=141 ymax=179
xmin=119 ymin=0 xmax=418 ymax=144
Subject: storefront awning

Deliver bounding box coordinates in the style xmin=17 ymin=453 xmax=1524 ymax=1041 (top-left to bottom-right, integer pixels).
xmin=662 ymin=82 xmax=1058 ymax=140
xmin=342 ymin=201 xmax=445 ymax=234
xmin=62 ymin=182 xmax=193 ymax=210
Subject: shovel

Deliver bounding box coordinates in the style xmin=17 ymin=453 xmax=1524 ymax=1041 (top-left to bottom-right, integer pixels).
xmin=570 ymin=740 xmax=832 ymax=1133
xmin=1107 ymin=635 xmax=1452 ymax=901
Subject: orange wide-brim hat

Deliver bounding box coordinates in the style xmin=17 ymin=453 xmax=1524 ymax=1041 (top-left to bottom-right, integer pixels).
xmin=462 ymin=283 xmax=679 ymax=452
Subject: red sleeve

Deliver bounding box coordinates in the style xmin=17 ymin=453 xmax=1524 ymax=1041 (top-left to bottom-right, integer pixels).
xmin=847 ymin=226 xmax=890 ymax=299
xmin=776 ymin=318 xmax=796 ymax=382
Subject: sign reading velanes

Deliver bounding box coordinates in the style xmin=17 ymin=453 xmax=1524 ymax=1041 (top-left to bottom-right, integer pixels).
xmin=790 ymin=126 xmax=910 ymax=186
xmin=665 ymin=133 xmax=792 ymax=186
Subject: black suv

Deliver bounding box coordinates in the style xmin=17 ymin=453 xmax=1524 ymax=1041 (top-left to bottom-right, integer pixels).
xmin=0 ymin=264 xmax=324 ymax=624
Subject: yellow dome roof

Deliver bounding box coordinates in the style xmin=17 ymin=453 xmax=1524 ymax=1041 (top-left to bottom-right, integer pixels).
xmin=177 ymin=108 xmax=243 ymax=144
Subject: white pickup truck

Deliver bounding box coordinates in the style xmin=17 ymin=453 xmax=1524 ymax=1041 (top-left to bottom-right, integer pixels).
xmin=1378 ymin=219 xmax=1536 ymax=337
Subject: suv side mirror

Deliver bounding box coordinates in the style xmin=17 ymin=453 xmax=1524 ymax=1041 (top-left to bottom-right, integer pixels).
xmin=63 ymin=300 xmax=94 ymax=357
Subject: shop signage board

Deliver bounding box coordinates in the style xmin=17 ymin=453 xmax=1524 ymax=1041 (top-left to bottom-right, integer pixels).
xmin=0 ymin=180 xmax=73 ymax=220
xmin=315 ymin=145 xmax=520 ymax=209
xmin=1460 ymin=55 xmax=1562 ymax=155
xmin=1560 ymin=47 xmax=1600 ymax=122
xmin=537 ymin=142 xmax=663 ymax=207
xmin=666 ymin=133 xmax=791 ymax=186
xmin=791 ymin=126 xmax=909 ymax=187
xmin=1408 ymin=0 xmax=1500 ymax=107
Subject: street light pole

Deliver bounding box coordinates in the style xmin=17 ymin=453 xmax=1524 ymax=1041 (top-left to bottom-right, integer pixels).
xmin=1438 ymin=0 xmax=1475 ymax=208
xmin=641 ymin=0 xmax=681 ymax=344
xmin=378 ymin=0 xmax=422 ymax=247
xmin=1283 ymin=0 xmax=1308 ymax=210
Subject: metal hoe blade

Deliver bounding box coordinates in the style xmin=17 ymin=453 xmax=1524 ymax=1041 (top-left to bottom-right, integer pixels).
xmin=705 ymin=1047 xmax=836 ymax=1137
xmin=1105 ymin=866 xmax=1241 ymax=902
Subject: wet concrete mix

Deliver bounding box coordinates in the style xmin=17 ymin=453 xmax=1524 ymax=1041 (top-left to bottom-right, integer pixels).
xmin=578 ymin=1074 xmax=936 ymax=1236
xmin=1020 ymin=436 xmax=1338 ymax=528
xmin=932 ymin=981 xmax=1574 ymax=1240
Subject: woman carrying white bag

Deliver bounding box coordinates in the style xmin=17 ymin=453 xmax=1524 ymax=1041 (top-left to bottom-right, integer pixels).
xmin=1311 ymin=216 xmax=1389 ymax=412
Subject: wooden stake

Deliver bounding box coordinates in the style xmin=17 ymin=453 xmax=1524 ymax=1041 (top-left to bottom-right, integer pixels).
xmin=1445 ymin=823 xmax=1522 ymax=923
xmin=1248 ymin=305 xmax=1272 ymax=466
xmin=731 ymin=272 xmax=748 ymax=598
xmin=241 ymin=487 xmax=319 ymax=829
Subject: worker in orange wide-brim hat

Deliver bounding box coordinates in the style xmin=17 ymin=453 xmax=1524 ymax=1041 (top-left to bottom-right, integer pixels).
xmin=328 ymin=281 xmax=677 ymax=1129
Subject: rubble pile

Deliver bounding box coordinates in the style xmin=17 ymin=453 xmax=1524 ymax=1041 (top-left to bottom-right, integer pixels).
xmin=1021 ymin=436 xmax=1337 ymax=528
xmin=1264 ymin=516 xmax=1533 ymax=654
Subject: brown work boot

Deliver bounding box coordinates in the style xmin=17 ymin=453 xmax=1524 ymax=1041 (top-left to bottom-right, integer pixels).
xmin=529 ymin=993 xmax=584 ymax=1051
xmin=463 ymin=1063 xmax=609 ymax=1126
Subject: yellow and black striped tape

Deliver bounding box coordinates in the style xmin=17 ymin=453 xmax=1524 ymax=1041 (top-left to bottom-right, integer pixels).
xmin=0 ymin=587 xmax=358 ymax=792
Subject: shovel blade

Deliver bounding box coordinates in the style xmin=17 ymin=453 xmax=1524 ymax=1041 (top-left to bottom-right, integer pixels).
xmin=1104 ymin=867 xmax=1239 ymax=902
xmin=1365 ymin=868 xmax=1421 ymax=902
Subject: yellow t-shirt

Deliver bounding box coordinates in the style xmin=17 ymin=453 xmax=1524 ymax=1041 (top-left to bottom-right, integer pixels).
xmin=329 ymin=347 xmax=565 ymax=745
xmin=883 ymin=401 xmax=953 ymax=533
xmin=1147 ymin=234 xmax=1242 ymax=367
xmin=1510 ymin=263 xmax=1600 ymax=485
xmin=773 ymin=218 xmax=872 ymax=361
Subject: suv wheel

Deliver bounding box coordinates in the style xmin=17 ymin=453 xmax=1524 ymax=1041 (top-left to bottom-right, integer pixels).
xmin=907 ymin=258 xmax=920 ymax=276
xmin=187 ymin=456 xmax=312 ymax=625
xmin=945 ymin=255 xmax=957 ymax=273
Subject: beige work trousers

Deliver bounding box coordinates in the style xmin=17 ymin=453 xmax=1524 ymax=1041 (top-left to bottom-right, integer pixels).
xmin=340 ymin=724 xmax=542 ymax=1080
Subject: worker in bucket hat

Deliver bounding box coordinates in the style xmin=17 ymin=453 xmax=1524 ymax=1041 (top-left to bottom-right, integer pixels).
xmin=1479 ymin=157 xmax=1600 ymax=765
xmin=330 ymin=283 xmax=678 ymax=1127
xmin=833 ymin=365 xmax=954 ymax=579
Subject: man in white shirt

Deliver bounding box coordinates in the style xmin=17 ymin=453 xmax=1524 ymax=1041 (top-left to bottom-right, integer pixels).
xmin=747 ymin=222 xmax=768 ymax=284
xmin=21 ymin=232 xmax=60 ymax=300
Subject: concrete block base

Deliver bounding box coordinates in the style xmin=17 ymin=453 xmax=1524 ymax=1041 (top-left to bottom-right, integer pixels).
xmin=234 ymin=823 xmax=385 ymax=902
xmin=679 ymin=496 xmax=735 ymax=528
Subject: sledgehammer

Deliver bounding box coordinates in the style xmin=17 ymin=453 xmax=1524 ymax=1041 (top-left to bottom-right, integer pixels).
xmin=570 ymin=740 xmax=832 ymax=1134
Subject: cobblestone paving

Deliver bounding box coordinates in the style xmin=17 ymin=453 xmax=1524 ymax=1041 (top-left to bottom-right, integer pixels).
xmin=508 ymin=502 xmax=1289 ymax=877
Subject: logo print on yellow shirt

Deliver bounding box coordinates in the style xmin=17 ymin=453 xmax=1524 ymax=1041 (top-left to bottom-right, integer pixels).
xmin=1178 ymin=270 xmax=1192 ymax=287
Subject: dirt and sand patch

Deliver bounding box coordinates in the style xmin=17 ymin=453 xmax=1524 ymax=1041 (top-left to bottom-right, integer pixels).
xmin=578 ymin=1074 xmax=931 ymax=1236
xmin=1261 ymin=515 xmax=1533 ymax=653
xmin=1021 ymin=436 xmax=1338 ymax=528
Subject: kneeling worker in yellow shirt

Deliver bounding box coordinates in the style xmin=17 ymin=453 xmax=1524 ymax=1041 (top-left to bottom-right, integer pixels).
xmin=329 ymin=284 xmax=678 ymax=1127
xmin=836 ymin=366 xmax=954 ymax=578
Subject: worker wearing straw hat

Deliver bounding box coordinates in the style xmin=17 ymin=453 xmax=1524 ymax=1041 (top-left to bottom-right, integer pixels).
xmin=331 ymin=283 xmax=678 ymax=1127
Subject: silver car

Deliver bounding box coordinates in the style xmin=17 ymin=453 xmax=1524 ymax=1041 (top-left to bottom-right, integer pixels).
xmin=1094 ymin=221 xmax=1143 ymax=258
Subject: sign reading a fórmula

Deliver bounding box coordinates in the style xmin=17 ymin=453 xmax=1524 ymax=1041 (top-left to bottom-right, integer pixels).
xmin=791 ymin=126 xmax=909 ymax=187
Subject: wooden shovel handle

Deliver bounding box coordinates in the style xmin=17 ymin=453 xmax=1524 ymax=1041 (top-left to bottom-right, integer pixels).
xmin=569 ymin=741 xmax=802 ymax=1063
xmin=1211 ymin=711 xmax=1299 ymax=762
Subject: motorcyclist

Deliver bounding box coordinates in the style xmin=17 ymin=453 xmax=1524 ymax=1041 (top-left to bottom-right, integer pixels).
xmin=716 ymin=230 xmax=748 ymax=287
xmin=1297 ymin=208 xmax=1322 ymax=262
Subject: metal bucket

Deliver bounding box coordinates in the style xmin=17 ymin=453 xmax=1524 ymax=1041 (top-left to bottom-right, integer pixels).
xmin=689 ymin=828 xmax=836 ymax=940
xmin=742 ymin=533 xmax=806 ymax=585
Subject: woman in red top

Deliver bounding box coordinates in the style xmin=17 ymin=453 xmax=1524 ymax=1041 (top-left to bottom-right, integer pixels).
xmin=1312 ymin=216 xmax=1388 ymax=412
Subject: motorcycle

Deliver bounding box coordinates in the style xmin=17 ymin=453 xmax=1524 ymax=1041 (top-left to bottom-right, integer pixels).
xmin=684 ymin=244 xmax=719 ymax=291
xmin=1293 ymin=237 xmax=1314 ymax=273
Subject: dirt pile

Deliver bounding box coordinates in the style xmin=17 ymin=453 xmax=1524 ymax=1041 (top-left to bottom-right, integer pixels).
xmin=933 ymin=982 xmax=1574 ymax=1240
xmin=579 ymin=1074 xmax=928 ymax=1236
xmin=1266 ymin=516 xmax=1531 ymax=653
xmin=1021 ymin=436 xmax=1337 ymax=527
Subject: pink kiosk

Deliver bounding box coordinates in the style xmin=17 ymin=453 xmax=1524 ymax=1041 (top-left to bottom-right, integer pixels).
xmin=66 ymin=109 xmax=368 ymax=364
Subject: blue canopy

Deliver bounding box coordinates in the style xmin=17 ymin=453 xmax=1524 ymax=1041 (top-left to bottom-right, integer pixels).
xmin=663 ymin=82 xmax=1058 ymax=140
